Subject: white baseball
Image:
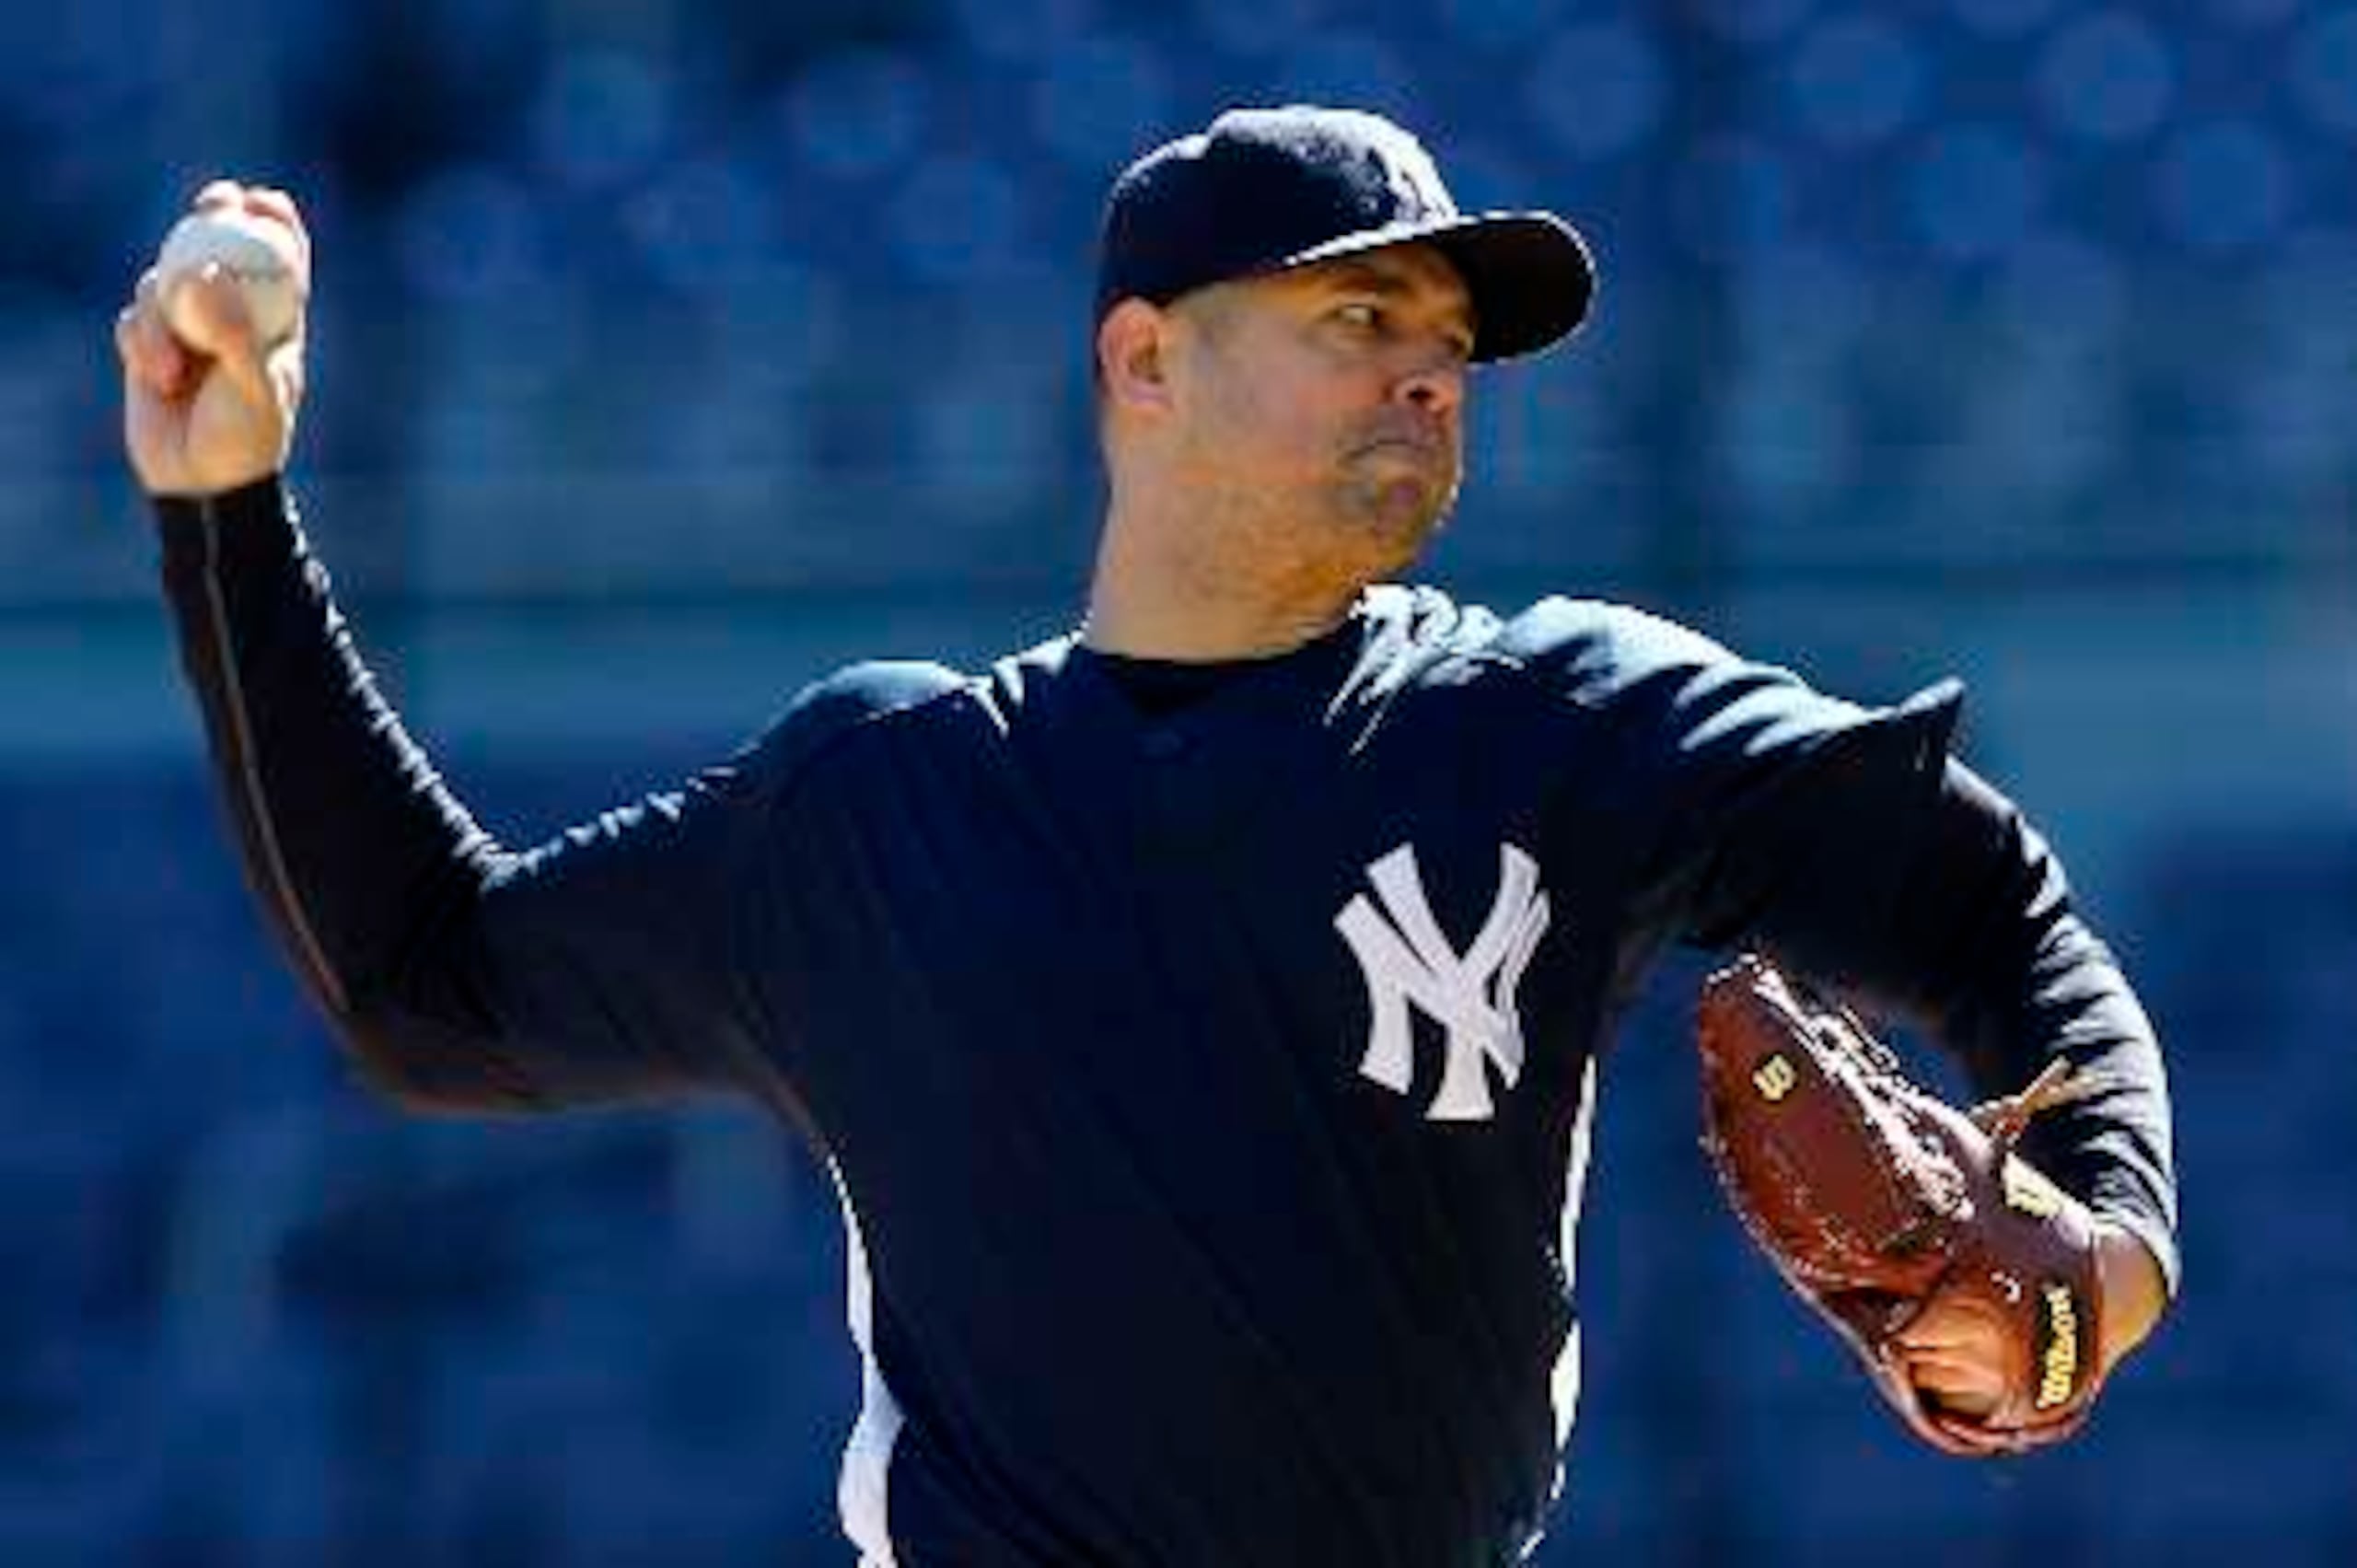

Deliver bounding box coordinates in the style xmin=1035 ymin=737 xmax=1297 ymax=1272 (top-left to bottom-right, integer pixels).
xmin=157 ymin=207 xmax=304 ymax=349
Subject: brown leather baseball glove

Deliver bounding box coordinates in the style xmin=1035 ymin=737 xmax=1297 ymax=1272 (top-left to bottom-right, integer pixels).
xmin=1695 ymin=953 xmax=2108 ymax=1456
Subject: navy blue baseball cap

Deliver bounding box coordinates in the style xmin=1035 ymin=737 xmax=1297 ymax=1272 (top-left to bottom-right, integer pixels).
xmin=1095 ymin=105 xmax=1596 ymax=364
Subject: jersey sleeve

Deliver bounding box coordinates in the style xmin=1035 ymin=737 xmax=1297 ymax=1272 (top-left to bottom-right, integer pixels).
xmin=1499 ymin=598 xmax=1954 ymax=969
xmin=153 ymin=477 xmax=875 ymax=1118
xmin=1510 ymin=598 xmax=2180 ymax=1292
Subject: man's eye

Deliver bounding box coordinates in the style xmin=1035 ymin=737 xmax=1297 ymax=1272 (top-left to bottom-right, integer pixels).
xmin=1335 ymin=302 xmax=1383 ymax=330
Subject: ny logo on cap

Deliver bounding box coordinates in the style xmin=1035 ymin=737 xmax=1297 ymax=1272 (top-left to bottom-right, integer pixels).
xmin=1375 ymin=131 xmax=1452 ymax=221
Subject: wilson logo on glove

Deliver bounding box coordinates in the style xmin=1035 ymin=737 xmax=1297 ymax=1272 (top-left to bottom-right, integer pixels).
xmin=1752 ymin=1053 xmax=1797 ymax=1102
xmin=2036 ymin=1282 xmax=2083 ymax=1411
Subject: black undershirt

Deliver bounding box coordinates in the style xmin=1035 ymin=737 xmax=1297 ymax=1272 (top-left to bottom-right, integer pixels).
xmin=1086 ymin=653 xmax=1257 ymax=715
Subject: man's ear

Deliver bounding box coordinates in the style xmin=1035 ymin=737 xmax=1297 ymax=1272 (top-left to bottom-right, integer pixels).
xmin=1097 ymin=299 xmax=1176 ymax=417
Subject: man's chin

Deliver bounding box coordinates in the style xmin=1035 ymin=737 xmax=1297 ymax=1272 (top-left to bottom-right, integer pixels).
xmin=1341 ymin=478 xmax=1456 ymax=563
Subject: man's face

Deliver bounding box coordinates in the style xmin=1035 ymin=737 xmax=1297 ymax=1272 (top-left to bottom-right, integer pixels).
xmin=1164 ymin=243 xmax=1476 ymax=565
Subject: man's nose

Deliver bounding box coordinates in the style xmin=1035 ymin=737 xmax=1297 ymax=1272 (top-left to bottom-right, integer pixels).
xmin=1396 ymin=354 xmax=1466 ymax=418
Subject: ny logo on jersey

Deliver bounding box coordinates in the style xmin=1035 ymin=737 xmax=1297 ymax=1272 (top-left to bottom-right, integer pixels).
xmin=1334 ymin=842 xmax=1550 ymax=1121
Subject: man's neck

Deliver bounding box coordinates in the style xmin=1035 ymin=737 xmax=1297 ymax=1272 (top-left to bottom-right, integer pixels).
xmin=1082 ymin=501 xmax=1373 ymax=661
xmin=1079 ymin=590 xmax=1358 ymax=662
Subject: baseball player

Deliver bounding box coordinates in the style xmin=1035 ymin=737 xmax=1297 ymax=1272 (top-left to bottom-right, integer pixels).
xmin=118 ymin=107 xmax=2176 ymax=1563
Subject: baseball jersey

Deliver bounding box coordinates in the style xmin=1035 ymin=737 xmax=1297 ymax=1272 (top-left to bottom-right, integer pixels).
xmin=156 ymin=480 xmax=2177 ymax=1566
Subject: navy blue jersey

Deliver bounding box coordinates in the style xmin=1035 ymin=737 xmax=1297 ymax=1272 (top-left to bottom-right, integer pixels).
xmin=157 ymin=480 xmax=2177 ymax=1566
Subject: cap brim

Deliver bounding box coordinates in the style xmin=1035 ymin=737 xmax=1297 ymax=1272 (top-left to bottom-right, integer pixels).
xmin=1283 ymin=211 xmax=1596 ymax=364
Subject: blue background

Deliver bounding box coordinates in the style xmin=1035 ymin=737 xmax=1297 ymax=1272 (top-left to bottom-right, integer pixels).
xmin=5 ymin=0 xmax=2353 ymax=1560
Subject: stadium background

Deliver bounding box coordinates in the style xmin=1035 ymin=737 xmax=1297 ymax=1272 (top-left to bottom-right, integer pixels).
xmin=3 ymin=0 xmax=2352 ymax=1560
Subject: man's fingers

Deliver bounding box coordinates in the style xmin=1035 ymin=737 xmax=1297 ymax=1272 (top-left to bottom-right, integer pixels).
xmin=1901 ymin=1344 xmax=1996 ymax=1378
xmin=1898 ymin=1345 xmax=1983 ymax=1378
xmin=171 ymin=268 xmax=275 ymax=412
xmin=1894 ymin=1333 xmax=2006 ymax=1431
xmin=1891 ymin=1304 xmax=1980 ymax=1353
xmin=193 ymin=179 xmax=244 ymax=212
xmin=1903 ymin=1353 xmax=2001 ymax=1399
xmin=1891 ymin=1317 xmax=1983 ymax=1353
xmin=166 ymin=266 xmax=242 ymax=350
xmin=122 ymin=271 xmax=190 ymax=396
xmin=113 ymin=308 xmax=147 ymax=405
xmin=238 ymin=185 xmax=311 ymax=270
xmin=1894 ymin=1322 xmax=2007 ymax=1412
xmin=114 ymin=307 xmax=145 ymax=379
xmin=1891 ymin=1282 xmax=2014 ymax=1353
